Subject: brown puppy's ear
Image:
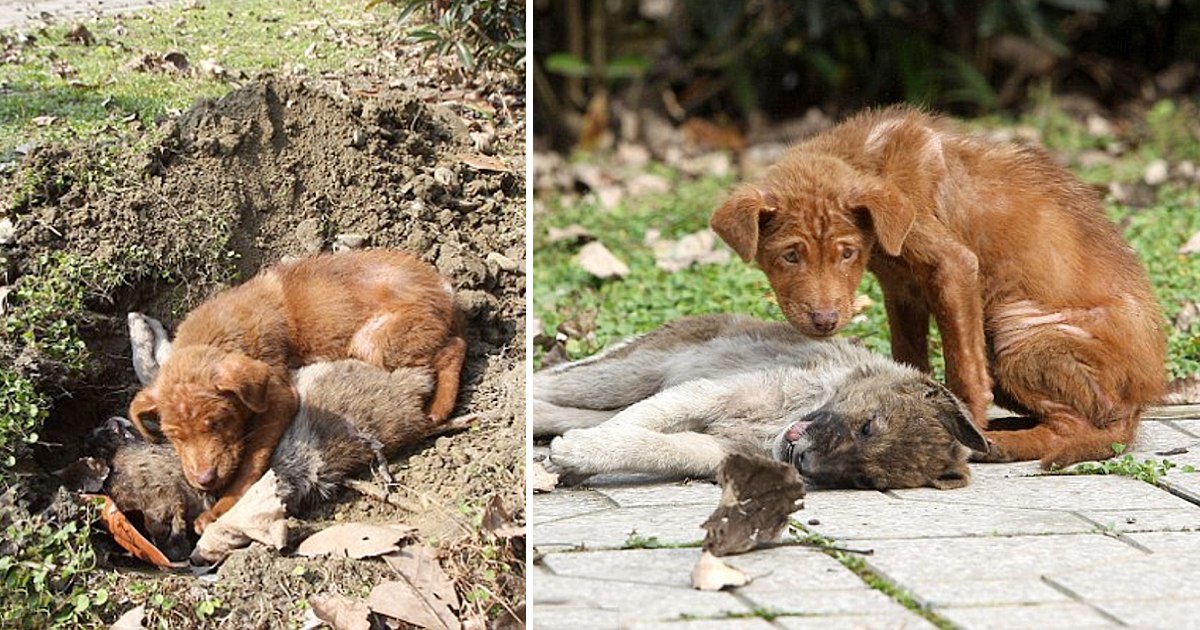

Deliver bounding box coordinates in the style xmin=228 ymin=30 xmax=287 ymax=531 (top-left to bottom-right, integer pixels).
xmin=710 ymin=185 xmax=776 ymax=262
xmin=925 ymin=380 xmax=988 ymax=453
xmin=848 ymin=184 xmax=914 ymax=257
xmin=129 ymin=389 xmax=164 ymax=443
xmin=214 ymin=354 xmax=273 ymax=414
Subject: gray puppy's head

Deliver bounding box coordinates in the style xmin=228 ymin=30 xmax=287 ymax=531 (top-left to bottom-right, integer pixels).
xmin=772 ymin=370 xmax=986 ymax=490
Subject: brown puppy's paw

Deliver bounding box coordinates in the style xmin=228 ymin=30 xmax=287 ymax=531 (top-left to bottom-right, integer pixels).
xmin=969 ymin=435 xmax=1013 ymax=463
xmin=193 ymin=509 xmax=219 ymax=535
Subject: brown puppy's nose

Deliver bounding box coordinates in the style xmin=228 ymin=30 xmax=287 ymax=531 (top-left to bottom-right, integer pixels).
xmin=195 ymin=467 xmax=218 ymax=489
xmin=810 ymin=310 xmax=839 ymax=333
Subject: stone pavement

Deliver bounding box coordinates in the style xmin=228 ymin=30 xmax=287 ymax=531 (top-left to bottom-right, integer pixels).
xmin=529 ymin=409 xmax=1200 ymax=629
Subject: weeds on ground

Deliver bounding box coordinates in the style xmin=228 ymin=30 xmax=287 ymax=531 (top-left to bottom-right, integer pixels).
xmin=371 ymin=0 xmax=525 ymax=72
xmin=1053 ymin=443 xmax=1196 ymax=485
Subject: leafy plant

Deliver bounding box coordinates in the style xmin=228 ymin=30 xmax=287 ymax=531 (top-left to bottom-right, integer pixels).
xmin=1058 ymin=455 xmax=1195 ymax=485
xmin=371 ymin=0 xmax=525 ymax=72
xmin=0 ymin=372 xmax=48 ymax=478
xmin=0 ymin=496 xmax=108 ymax=627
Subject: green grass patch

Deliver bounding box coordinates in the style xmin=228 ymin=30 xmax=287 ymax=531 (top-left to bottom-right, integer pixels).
xmin=1056 ymin=454 xmax=1195 ymax=485
xmin=0 ymin=0 xmax=402 ymax=155
xmin=791 ymin=523 xmax=955 ymax=630
xmin=533 ymin=113 xmax=1200 ymax=379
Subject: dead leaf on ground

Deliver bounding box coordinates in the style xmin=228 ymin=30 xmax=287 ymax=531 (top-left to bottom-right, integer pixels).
xmin=577 ymin=241 xmax=629 ymax=279
xmin=546 ymin=224 xmax=593 ymax=244
xmin=853 ymin=294 xmax=875 ymax=315
xmin=31 ymin=115 xmax=57 ymax=127
xmin=531 ymin=461 xmax=558 ymax=493
xmin=297 ymin=522 xmax=416 ymax=559
xmin=1175 ymin=301 xmax=1200 ymax=331
xmin=1180 ymin=230 xmax=1200 ymax=255
xmin=701 ymin=453 xmax=806 ymax=556
xmin=458 ymin=153 xmax=508 ymax=172
xmin=1164 ymin=374 xmax=1200 ymax=405
xmin=192 ymin=470 xmax=287 ymax=565
xmin=65 ymin=24 xmax=95 ymax=46
xmin=382 ymin=545 xmax=458 ymax=611
xmin=652 ymin=229 xmax=730 ymax=272
xmin=110 ymin=604 xmax=145 ymax=630
xmin=368 ymin=579 xmax=461 ymax=630
xmin=691 ymin=550 xmax=750 ymax=591
xmin=482 ymin=495 xmax=525 ymax=539
xmin=309 ymin=593 xmax=371 ymax=630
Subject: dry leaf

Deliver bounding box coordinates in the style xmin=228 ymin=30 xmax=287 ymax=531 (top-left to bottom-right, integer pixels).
xmin=382 ymin=545 xmax=458 ymax=610
xmin=577 ymin=241 xmax=629 ymax=279
xmin=110 ymin=604 xmax=146 ymax=630
xmin=192 ymin=470 xmax=287 ymax=564
xmin=297 ymin=522 xmax=415 ymax=559
xmin=458 ymin=153 xmax=508 ymax=172
xmin=481 ymin=495 xmax=525 ymax=539
xmin=531 ymin=460 xmax=558 ymax=493
xmin=852 ymin=294 xmax=875 ymax=315
xmin=691 ymin=550 xmax=750 ymax=591
xmin=701 ymin=453 xmax=806 ymax=556
xmin=66 ymin=24 xmax=96 ymax=46
xmin=32 ymin=115 xmax=57 ymax=127
xmin=652 ymin=229 xmax=730 ymax=272
xmin=1180 ymin=231 xmax=1200 ymax=255
xmin=369 ymin=579 xmax=461 ymax=630
xmin=1164 ymin=374 xmax=1200 ymax=405
xmin=546 ymin=224 xmax=592 ymax=244
xmin=310 ymin=593 xmax=371 ymax=630
xmin=1175 ymin=302 xmax=1200 ymax=331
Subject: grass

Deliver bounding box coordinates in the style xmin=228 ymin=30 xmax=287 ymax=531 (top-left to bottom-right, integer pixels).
xmin=790 ymin=524 xmax=955 ymax=630
xmin=532 ymin=101 xmax=1200 ymax=380
xmin=0 ymin=0 xmax=392 ymax=156
xmin=1054 ymin=443 xmax=1196 ymax=485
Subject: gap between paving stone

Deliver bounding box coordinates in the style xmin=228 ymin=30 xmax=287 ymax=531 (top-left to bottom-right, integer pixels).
xmin=1041 ymin=575 xmax=1139 ymax=626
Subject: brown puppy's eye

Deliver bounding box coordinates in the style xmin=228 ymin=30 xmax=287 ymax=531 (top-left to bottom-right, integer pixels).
xmin=781 ymin=249 xmax=800 ymax=265
xmin=841 ymin=247 xmax=857 ymax=261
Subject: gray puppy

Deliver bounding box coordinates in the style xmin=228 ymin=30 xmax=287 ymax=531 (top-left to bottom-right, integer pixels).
xmin=534 ymin=314 xmax=987 ymax=490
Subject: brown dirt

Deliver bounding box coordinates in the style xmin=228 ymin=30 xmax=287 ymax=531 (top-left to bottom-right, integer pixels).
xmin=2 ymin=71 xmax=525 ymax=626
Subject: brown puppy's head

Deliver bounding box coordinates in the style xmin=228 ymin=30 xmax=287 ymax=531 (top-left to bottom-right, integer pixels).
xmin=771 ymin=368 xmax=986 ymax=490
xmin=128 ymin=346 xmax=282 ymax=493
xmin=711 ymin=155 xmax=914 ymax=337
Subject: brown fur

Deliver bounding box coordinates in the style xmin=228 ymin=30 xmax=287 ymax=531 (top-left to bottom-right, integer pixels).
xmin=101 ymin=362 xmax=467 ymax=561
xmin=711 ymin=106 xmax=1166 ymax=468
xmin=128 ymin=250 xmax=465 ymax=531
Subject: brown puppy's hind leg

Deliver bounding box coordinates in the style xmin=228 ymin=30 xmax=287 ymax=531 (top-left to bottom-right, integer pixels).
xmin=349 ymin=307 xmax=465 ymax=421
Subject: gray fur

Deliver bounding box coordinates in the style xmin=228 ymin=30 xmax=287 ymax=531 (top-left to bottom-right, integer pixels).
xmin=534 ymin=314 xmax=984 ymax=489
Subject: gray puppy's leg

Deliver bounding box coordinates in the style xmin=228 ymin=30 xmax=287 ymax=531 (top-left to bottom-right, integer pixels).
xmin=547 ymin=378 xmax=734 ymax=478
xmin=127 ymin=313 xmax=172 ymax=386
xmin=532 ymin=400 xmax=620 ymax=437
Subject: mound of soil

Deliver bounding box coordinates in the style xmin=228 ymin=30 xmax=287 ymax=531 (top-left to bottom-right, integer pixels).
xmin=3 ymin=74 xmax=525 ymax=625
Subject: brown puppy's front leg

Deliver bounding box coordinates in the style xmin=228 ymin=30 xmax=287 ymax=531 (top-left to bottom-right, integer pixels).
xmin=873 ymin=260 xmax=931 ymax=372
xmin=904 ymin=219 xmax=993 ymax=427
xmin=193 ymin=377 xmax=298 ymax=533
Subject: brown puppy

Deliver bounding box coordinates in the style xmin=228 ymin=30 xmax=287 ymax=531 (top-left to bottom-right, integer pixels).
xmin=129 ymin=250 xmax=466 ymax=531
xmin=711 ymin=105 xmax=1165 ymax=468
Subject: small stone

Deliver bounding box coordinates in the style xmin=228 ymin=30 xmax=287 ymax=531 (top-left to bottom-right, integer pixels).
xmin=807 ymin=518 xmax=821 ymax=526
xmin=1174 ymin=160 xmax=1196 ymax=181
xmin=333 ymin=233 xmax=368 ymax=252
xmin=1144 ymin=159 xmax=1169 ymax=186
xmin=294 ymin=218 xmax=323 ymax=253
xmin=485 ymin=251 xmax=522 ymax=273
xmin=0 ymin=218 xmax=14 ymax=245
xmin=349 ymin=128 xmax=367 ymax=148
xmin=1085 ymin=114 xmax=1112 ymax=137
xmin=433 ymin=167 xmax=458 ymax=191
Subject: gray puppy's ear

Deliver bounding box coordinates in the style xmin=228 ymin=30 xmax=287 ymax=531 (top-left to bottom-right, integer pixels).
xmin=925 ymin=380 xmax=988 ymax=453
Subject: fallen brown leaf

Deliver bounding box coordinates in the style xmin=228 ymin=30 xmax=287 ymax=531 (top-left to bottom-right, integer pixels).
xmin=652 ymin=229 xmax=730 ymax=272
xmin=482 ymin=495 xmax=524 ymax=538
xmin=309 ymin=593 xmax=371 ymax=630
xmin=701 ymin=453 xmax=806 ymax=556
xmin=1164 ymin=374 xmax=1200 ymax=405
xmin=191 ymin=470 xmax=287 ymax=565
xmin=577 ymin=241 xmax=629 ymax=279
xmin=110 ymin=604 xmax=145 ymax=630
xmin=458 ymin=153 xmax=508 ymax=172
xmin=1180 ymin=231 xmax=1200 ymax=255
xmin=531 ymin=460 xmax=559 ymax=493
xmin=369 ymin=579 xmax=461 ymax=630
xmin=382 ymin=545 xmax=458 ymax=610
xmin=65 ymin=24 xmax=95 ymax=46
xmin=297 ymin=522 xmax=416 ymax=559
xmin=546 ymin=224 xmax=593 ymax=244
xmin=691 ymin=550 xmax=750 ymax=591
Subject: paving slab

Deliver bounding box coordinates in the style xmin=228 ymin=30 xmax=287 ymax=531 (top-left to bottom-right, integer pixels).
xmin=775 ymin=613 xmax=935 ymax=629
xmin=529 ymin=565 xmax=751 ymax=623
xmin=888 ymin=474 xmax=1190 ymax=511
xmin=1046 ymin=553 xmax=1200 ymax=603
xmin=1123 ymin=529 xmax=1200 ymax=554
xmin=854 ymin=534 xmax=1147 ymax=584
xmin=1097 ymin=598 xmax=1200 ymax=628
xmin=628 ymin=619 xmax=776 ymax=629
xmin=0 ymin=0 xmax=180 ymax=28
xmin=596 ymin=481 xmax=722 ymax=508
xmin=532 ymin=489 xmax=619 ymax=524
xmin=898 ymin=577 xmax=1072 ymax=608
xmin=531 ymin=505 xmax=709 ymax=550
xmin=937 ymin=602 xmax=1118 ymax=629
